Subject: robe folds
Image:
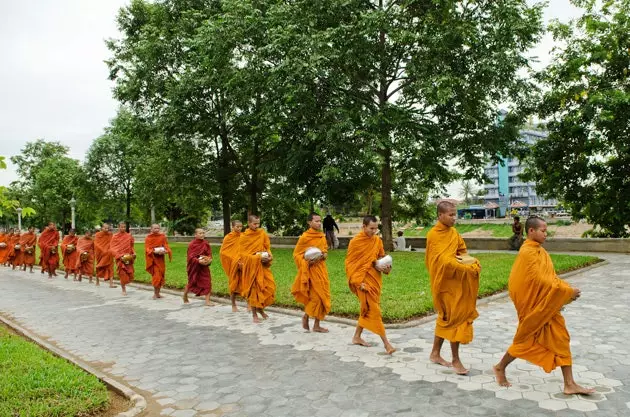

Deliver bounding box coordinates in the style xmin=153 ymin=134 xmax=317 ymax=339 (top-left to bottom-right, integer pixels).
xmin=425 ymin=221 xmax=480 ymax=344
xmin=219 ymin=231 xmax=242 ymax=294
xmin=110 ymin=232 xmax=135 ymax=285
xmin=345 ymin=231 xmax=386 ymax=337
xmin=0 ymin=233 xmax=9 ymax=264
xmin=19 ymin=232 xmax=37 ymax=266
xmin=507 ymin=239 xmax=574 ymax=372
xmin=61 ymin=235 xmax=79 ymax=273
xmin=7 ymin=234 xmax=20 ymax=265
xmin=38 ymin=229 xmax=60 ymax=272
xmin=239 ymin=228 xmax=276 ymax=309
xmin=75 ymin=236 xmax=95 ymax=276
xmin=291 ymin=228 xmax=331 ymax=321
xmin=94 ymin=231 xmax=113 ymax=280
xmin=145 ymin=233 xmax=172 ymax=288
xmin=186 ymin=238 xmax=212 ymax=296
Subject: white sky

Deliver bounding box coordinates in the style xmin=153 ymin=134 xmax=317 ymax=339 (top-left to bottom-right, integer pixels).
xmin=0 ymin=0 xmax=582 ymax=198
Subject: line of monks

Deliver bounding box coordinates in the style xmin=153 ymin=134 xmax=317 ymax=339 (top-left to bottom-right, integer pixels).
xmin=0 ymin=204 xmax=595 ymax=395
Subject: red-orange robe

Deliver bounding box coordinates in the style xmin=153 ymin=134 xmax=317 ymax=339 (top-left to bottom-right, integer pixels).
xmin=345 ymin=231 xmax=386 ymax=336
xmin=61 ymin=235 xmax=79 ymax=274
xmin=219 ymin=231 xmax=242 ymax=294
xmin=19 ymin=232 xmax=37 ymax=266
xmin=12 ymin=233 xmax=24 ymax=267
xmin=186 ymin=238 xmax=212 ymax=296
xmin=94 ymin=230 xmax=113 ymax=280
xmin=38 ymin=229 xmax=59 ymax=272
xmin=75 ymin=236 xmax=95 ymax=276
xmin=291 ymin=228 xmax=331 ymax=320
xmin=239 ymin=228 xmax=276 ymax=309
xmin=144 ymin=233 xmax=172 ymax=288
xmin=110 ymin=231 xmax=135 ymax=285
xmin=0 ymin=232 xmax=9 ymax=264
xmin=507 ymin=239 xmax=575 ymax=372
xmin=6 ymin=233 xmax=19 ymax=265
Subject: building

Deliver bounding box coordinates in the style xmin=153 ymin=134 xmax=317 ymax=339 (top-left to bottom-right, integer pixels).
xmin=483 ymin=129 xmax=558 ymax=217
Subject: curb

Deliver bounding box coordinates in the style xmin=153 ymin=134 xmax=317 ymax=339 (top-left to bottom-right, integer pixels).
xmin=0 ymin=314 xmax=147 ymax=417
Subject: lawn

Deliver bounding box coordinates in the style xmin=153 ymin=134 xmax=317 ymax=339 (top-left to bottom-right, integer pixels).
xmin=125 ymin=243 xmax=600 ymax=322
xmin=0 ymin=325 xmax=109 ymax=417
xmin=403 ymin=223 xmax=517 ymax=238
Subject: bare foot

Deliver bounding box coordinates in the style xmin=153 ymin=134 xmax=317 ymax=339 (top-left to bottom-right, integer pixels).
xmin=352 ymin=337 xmax=371 ymax=347
xmin=302 ymin=315 xmax=310 ymax=331
xmin=183 ymin=293 xmax=189 ymax=304
xmin=452 ymin=359 xmax=468 ymax=375
xmin=429 ymin=353 xmax=452 ymax=367
xmin=253 ymin=316 xmax=261 ymax=324
xmin=157 ymin=294 xmax=163 ymax=299
xmin=152 ymin=295 xmax=158 ymax=300
xmin=232 ymin=305 xmax=239 ymax=312
xmin=313 ymin=326 xmax=328 ymax=333
xmin=493 ymin=365 xmax=511 ymax=387
xmin=205 ymin=301 xmax=213 ymax=307
xmin=121 ymin=290 xmax=127 ymax=296
xmin=260 ymin=311 xmax=269 ymax=320
xmin=385 ymin=343 xmax=397 ymax=355
xmin=564 ymin=383 xmax=595 ymax=395
xmin=247 ymin=305 xmax=252 ymax=312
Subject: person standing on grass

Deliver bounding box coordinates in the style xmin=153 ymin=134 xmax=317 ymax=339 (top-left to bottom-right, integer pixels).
xmin=509 ymin=216 xmax=523 ymax=250
xmin=61 ymin=229 xmax=79 ymax=279
xmin=144 ymin=224 xmax=172 ymax=300
xmin=184 ymin=228 xmax=212 ymax=306
xmin=220 ymin=220 xmax=244 ymax=312
xmin=323 ymin=214 xmax=339 ymax=250
xmin=76 ymin=230 xmax=95 ymax=282
xmin=110 ymin=222 xmax=135 ymax=296
xmin=19 ymin=226 xmax=37 ymax=273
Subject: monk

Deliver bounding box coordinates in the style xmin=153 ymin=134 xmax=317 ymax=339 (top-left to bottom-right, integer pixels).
xmin=76 ymin=230 xmax=95 ymax=282
xmin=345 ymin=215 xmax=395 ymax=354
xmin=94 ymin=223 xmax=114 ymax=287
xmin=220 ymin=220 xmax=243 ymax=311
xmin=184 ymin=228 xmax=212 ymax=306
xmin=291 ymin=212 xmax=331 ymax=333
xmin=19 ymin=226 xmax=37 ymax=273
xmin=425 ymin=201 xmax=481 ymax=375
xmin=110 ymin=222 xmax=135 ymax=296
xmin=0 ymin=228 xmax=9 ymax=266
xmin=38 ymin=222 xmax=60 ymax=278
xmin=239 ymin=214 xmax=276 ymax=323
xmin=61 ymin=229 xmax=80 ymax=279
xmin=145 ymin=224 xmax=172 ymax=299
xmin=493 ymin=216 xmax=595 ymax=395
xmin=11 ymin=229 xmax=23 ymax=270
xmin=5 ymin=229 xmax=18 ymax=267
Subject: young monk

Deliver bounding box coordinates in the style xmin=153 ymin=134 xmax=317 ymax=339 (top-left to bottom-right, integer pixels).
xmin=145 ymin=224 xmax=172 ymax=299
xmin=110 ymin=222 xmax=135 ymax=296
xmin=11 ymin=229 xmax=23 ymax=270
xmin=184 ymin=228 xmax=212 ymax=306
xmin=19 ymin=226 xmax=37 ymax=273
xmin=345 ymin=215 xmax=395 ymax=354
xmin=425 ymin=201 xmax=481 ymax=375
xmin=239 ymin=214 xmax=276 ymax=323
xmin=291 ymin=212 xmax=331 ymax=333
xmin=0 ymin=228 xmax=9 ymax=266
xmin=76 ymin=230 xmax=95 ymax=282
xmin=219 ymin=220 xmax=243 ymax=312
xmin=494 ymin=216 xmax=595 ymax=395
xmin=61 ymin=229 xmax=80 ymax=279
xmin=39 ymin=222 xmax=60 ymax=278
xmin=5 ymin=229 xmax=18 ymax=267
xmin=94 ymin=223 xmax=114 ymax=287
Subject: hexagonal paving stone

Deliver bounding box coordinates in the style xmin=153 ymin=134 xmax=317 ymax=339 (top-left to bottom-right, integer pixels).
xmin=495 ymin=390 xmax=523 ymax=401
xmin=522 ymin=391 xmax=550 ymax=402
xmin=538 ymin=399 xmax=567 ymax=411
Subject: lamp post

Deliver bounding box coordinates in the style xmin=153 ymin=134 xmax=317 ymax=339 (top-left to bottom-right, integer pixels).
xmin=70 ymin=197 xmax=76 ymax=229
xmin=16 ymin=207 xmax=23 ymax=232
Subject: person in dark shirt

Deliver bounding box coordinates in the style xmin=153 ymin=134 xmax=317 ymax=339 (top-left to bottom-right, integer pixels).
xmin=323 ymin=214 xmax=340 ymax=250
xmin=509 ymin=216 xmax=523 ymax=250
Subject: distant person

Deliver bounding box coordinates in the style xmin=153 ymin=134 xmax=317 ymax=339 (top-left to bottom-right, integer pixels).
xmin=94 ymin=223 xmax=114 ymax=287
xmin=144 ymin=224 xmax=172 ymax=300
xmin=0 ymin=228 xmax=10 ymax=266
xmin=76 ymin=230 xmax=95 ymax=283
xmin=509 ymin=216 xmax=523 ymax=250
xmin=19 ymin=226 xmax=37 ymax=273
xmin=110 ymin=222 xmax=136 ymax=296
xmin=61 ymin=229 xmax=79 ymax=279
xmin=323 ymin=214 xmax=339 ymax=250
xmin=394 ymin=231 xmax=407 ymax=251
xmin=184 ymin=228 xmax=212 ymax=306
xmin=38 ymin=222 xmax=60 ymax=278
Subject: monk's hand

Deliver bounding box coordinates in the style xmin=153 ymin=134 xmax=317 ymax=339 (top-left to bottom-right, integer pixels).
xmin=382 ymin=265 xmax=392 ymax=275
xmin=359 ymin=282 xmax=368 ymax=292
xmin=571 ymin=288 xmax=581 ymax=302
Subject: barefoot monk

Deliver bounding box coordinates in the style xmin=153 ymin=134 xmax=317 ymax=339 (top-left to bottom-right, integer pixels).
xmin=219 ymin=220 xmax=243 ymax=312
xmin=144 ymin=224 xmax=172 ymax=300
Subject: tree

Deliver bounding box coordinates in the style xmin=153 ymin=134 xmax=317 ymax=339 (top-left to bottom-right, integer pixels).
xmin=523 ymin=0 xmax=630 ymax=237
xmin=460 ymin=181 xmax=475 ymax=205
xmin=0 ymin=156 xmax=36 ymax=223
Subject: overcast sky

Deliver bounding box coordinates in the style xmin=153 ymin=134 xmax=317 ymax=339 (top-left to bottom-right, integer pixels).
xmin=0 ymin=0 xmax=582 ymax=197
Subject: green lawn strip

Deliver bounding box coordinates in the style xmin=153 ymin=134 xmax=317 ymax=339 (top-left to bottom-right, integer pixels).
xmin=403 ymin=223 xmax=515 ymax=238
xmin=0 ymin=325 xmax=109 ymax=417
xmin=128 ymin=244 xmax=600 ymax=322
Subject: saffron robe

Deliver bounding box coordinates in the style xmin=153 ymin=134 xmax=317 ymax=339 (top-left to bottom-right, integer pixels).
xmin=94 ymin=231 xmax=114 ymax=279
xmin=345 ymin=231 xmax=386 ymax=336
xmin=291 ymin=228 xmax=331 ymax=320
xmin=220 ymin=231 xmax=242 ymax=294
xmin=61 ymin=235 xmax=79 ymax=273
xmin=186 ymin=238 xmax=212 ymax=296
xmin=0 ymin=232 xmax=9 ymax=264
xmin=239 ymin=228 xmax=276 ymax=309
xmin=144 ymin=233 xmax=172 ymax=288
xmin=6 ymin=234 xmax=19 ymax=265
xmin=110 ymin=231 xmax=135 ymax=285
xmin=75 ymin=236 xmax=95 ymax=276
xmin=38 ymin=229 xmax=60 ymax=272
xmin=19 ymin=232 xmax=37 ymax=266
xmin=507 ymin=239 xmax=574 ymax=372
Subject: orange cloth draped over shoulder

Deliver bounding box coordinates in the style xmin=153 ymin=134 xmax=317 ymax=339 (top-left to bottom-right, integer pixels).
xmin=145 ymin=233 xmax=172 ymax=288
xmin=110 ymin=232 xmax=135 ymax=285
xmin=507 ymin=239 xmax=574 ymax=372
xmin=425 ymin=221 xmax=480 ymax=344
xmin=0 ymin=232 xmax=9 ymax=264
xmin=61 ymin=235 xmax=79 ymax=273
xmin=239 ymin=228 xmax=276 ymax=309
xmin=75 ymin=236 xmax=95 ymax=276
xmin=220 ymin=231 xmax=242 ymax=294
xmin=94 ymin=231 xmax=113 ymax=279
xmin=19 ymin=232 xmax=37 ymax=266
xmin=345 ymin=231 xmax=386 ymax=337
xmin=13 ymin=233 xmax=25 ymax=266
xmin=291 ymin=228 xmax=331 ymax=321
xmin=7 ymin=234 xmax=19 ymax=264
xmin=38 ymin=229 xmax=60 ymax=272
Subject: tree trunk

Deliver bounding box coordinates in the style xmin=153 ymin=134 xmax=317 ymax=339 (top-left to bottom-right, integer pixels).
xmin=126 ymin=186 xmax=131 ymax=233
xmin=218 ymin=133 xmax=232 ymax=236
xmin=249 ymin=140 xmax=259 ymax=215
xmin=380 ymin=149 xmax=394 ymax=251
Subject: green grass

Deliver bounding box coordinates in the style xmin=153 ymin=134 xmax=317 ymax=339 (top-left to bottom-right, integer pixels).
xmin=404 ymin=224 xmax=516 ymax=238
xmin=129 ymin=243 xmax=600 ymax=322
xmin=0 ymin=325 xmax=109 ymax=417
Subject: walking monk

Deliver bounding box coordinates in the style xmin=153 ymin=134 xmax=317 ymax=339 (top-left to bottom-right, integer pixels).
xmin=219 ymin=220 xmax=243 ymax=311
xmin=94 ymin=223 xmax=114 ymax=287
xmin=61 ymin=229 xmax=79 ymax=279
xmin=19 ymin=226 xmax=37 ymax=273
xmin=145 ymin=224 xmax=172 ymax=299
xmin=11 ymin=229 xmax=24 ymax=270
xmin=184 ymin=228 xmax=212 ymax=306
xmin=345 ymin=215 xmax=395 ymax=354
xmin=110 ymin=222 xmax=135 ymax=296
xmin=39 ymin=223 xmax=60 ymax=278
xmin=240 ymin=215 xmax=276 ymax=323
xmin=494 ymin=216 xmax=594 ymax=395
xmin=425 ymin=201 xmax=481 ymax=375
xmin=0 ymin=228 xmax=9 ymax=266
xmin=76 ymin=230 xmax=95 ymax=282
xmin=5 ymin=229 xmax=18 ymax=267
xmin=291 ymin=212 xmax=331 ymax=333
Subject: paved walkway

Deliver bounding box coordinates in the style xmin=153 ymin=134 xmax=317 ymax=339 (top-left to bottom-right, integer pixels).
xmin=1 ymin=253 xmax=629 ymax=417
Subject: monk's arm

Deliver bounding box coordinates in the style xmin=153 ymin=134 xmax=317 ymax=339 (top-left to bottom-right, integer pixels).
xmin=456 ymin=234 xmax=468 ymax=256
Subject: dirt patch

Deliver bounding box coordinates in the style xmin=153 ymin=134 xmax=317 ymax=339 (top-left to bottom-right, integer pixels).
xmin=460 ymin=229 xmax=494 ymax=237
xmin=547 ymin=222 xmax=593 ymax=238
xmin=94 ymin=390 xmax=132 ymax=417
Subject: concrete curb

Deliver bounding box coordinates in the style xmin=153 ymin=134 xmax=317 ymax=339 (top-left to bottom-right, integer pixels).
xmin=0 ymin=315 xmax=147 ymax=417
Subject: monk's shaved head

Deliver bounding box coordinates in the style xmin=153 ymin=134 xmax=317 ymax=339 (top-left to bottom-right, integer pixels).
xmin=307 ymin=212 xmax=321 ymax=222
xmin=525 ymin=216 xmax=545 ymax=233
xmin=248 ymin=214 xmax=260 ymax=222
xmin=362 ymin=215 xmax=378 ymax=226
xmin=231 ymin=220 xmax=243 ymax=226
xmin=437 ymin=201 xmax=456 ymax=215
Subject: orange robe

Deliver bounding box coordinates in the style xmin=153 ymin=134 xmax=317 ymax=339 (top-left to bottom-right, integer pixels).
xmin=61 ymin=235 xmax=79 ymax=273
xmin=19 ymin=232 xmax=37 ymax=266
xmin=239 ymin=228 xmax=276 ymax=309
xmin=94 ymin=231 xmax=113 ymax=280
xmin=75 ymin=236 xmax=95 ymax=276
xmin=0 ymin=232 xmax=9 ymax=264
xmin=507 ymin=239 xmax=574 ymax=372
xmin=219 ymin=231 xmax=242 ymax=294
xmin=12 ymin=233 xmax=24 ymax=267
xmin=6 ymin=234 xmax=19 ymax=265
xmin=38 ymin=229 xmax=60 ymax=272
xmin=425 ymin=221 xmax=480 ymax=344
xmin=144 ymin=233 xmax=172 ymax=288
xmin=291 ymin=228 xmax=331 ymax=320
xmin=345 ymin=231 xmax=386 ymax=336
xmin=110 ymin=232 xmax=135 ymax=285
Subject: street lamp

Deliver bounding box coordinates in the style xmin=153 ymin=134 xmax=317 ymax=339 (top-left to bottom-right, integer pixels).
xmin=16 ymin=207 xmax=23 ymax=231
xmin=70 ymin=197 xmax=76 ymax=229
